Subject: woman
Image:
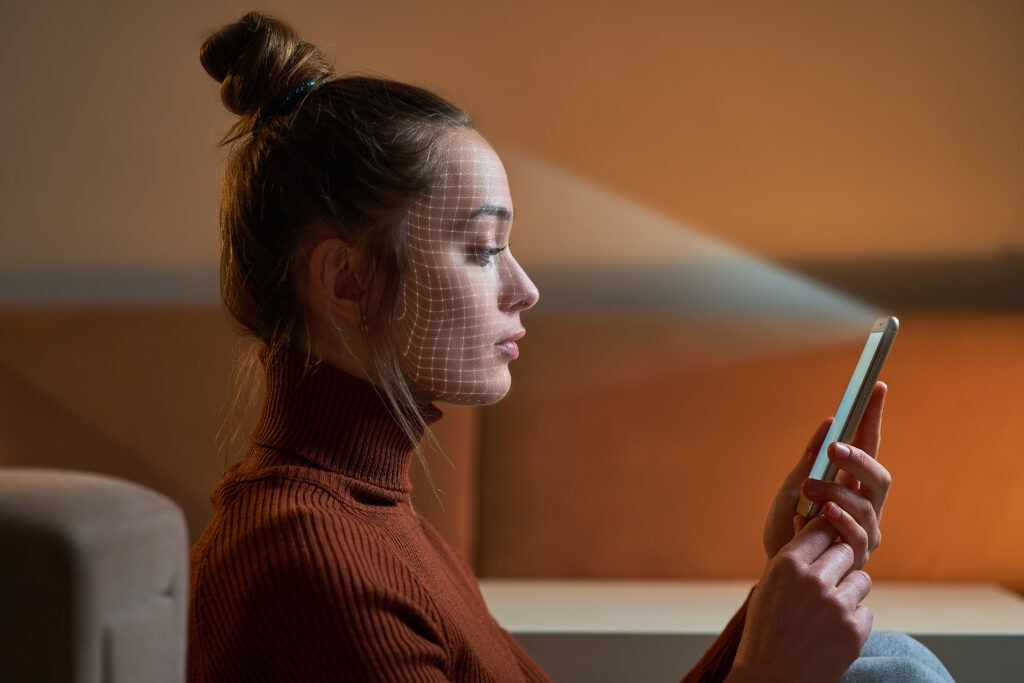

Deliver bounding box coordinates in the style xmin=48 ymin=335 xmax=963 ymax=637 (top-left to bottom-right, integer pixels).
xmin=189 ymin=12 xmax=953 ymax=682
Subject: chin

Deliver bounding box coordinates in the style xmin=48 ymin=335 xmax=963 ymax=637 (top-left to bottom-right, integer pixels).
xmin=419 ymin=372 xmax=512 ymax=407
xmin=461 ymin=386 xmax=511 ymax=406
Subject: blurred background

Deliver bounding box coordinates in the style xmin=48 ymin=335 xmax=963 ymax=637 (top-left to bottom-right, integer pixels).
xmin=3 ymin=0 xmax=1023 ymax=298
xmin=2 ymin=1 xmax=1023 ymax=591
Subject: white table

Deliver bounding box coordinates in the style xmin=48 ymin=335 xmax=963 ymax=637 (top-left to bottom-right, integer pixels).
xmin=480 ymin=580 xmax=1024 ymax=682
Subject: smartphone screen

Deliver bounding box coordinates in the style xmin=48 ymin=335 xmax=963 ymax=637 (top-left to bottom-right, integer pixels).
xmin=797 ymin=316 xmax=899 ymax=518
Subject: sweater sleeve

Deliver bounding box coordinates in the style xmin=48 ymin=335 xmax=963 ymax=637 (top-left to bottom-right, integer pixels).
xmin=679 ymin=594 xmax=750 ymax=683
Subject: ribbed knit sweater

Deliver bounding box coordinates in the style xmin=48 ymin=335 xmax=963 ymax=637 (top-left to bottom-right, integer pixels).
xmin=188 ymin=348 xmax=744 ymax=682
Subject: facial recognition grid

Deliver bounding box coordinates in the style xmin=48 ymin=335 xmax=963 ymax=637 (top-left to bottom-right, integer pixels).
xmin=395 ymin=130 xmax=537 ymax=405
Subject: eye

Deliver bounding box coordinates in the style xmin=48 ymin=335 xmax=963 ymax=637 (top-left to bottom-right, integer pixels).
xmin=475 ymin=245 xmax=508 ymax=265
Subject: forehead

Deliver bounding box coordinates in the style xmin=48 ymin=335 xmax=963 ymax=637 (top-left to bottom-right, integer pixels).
xmin=429 ymin=129 xmax=510 ymax=209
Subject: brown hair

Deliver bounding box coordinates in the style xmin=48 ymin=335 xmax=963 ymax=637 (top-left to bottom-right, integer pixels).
xmin=201 ymin=12 xmax=472 ymax=445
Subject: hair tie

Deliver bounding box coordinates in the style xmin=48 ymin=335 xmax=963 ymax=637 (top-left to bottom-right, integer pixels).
xmin=251 ymin=78 xmax=327 ymax=136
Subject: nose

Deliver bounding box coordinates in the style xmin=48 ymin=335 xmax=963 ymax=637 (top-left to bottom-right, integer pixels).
xmin=500 ymin=252 xmax=539 ymax=313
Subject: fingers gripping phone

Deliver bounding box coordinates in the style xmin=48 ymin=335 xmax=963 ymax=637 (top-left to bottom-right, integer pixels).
xmin=796 ymin=316 xmax=899 ymax=518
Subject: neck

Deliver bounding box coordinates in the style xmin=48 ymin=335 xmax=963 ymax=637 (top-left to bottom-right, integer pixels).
xmin=251 ymin=346 xmax=441 ymax=493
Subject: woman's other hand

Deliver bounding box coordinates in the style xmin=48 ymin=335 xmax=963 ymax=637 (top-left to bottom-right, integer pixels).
xmin=728 ymin=516 xmax=874 ymax=682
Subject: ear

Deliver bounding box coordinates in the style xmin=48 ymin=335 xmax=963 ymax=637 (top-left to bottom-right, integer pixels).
xmin=306 ymin=238 xmax=366 ymax=329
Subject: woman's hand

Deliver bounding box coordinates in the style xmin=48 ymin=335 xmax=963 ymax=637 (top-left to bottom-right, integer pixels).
xmin=724 ymin=382 xmax=891 ymax=681
xmin=763 ymin=382 xmax=891 ymax=569
xmin=728 ymin=516 xmax=875 ymax=682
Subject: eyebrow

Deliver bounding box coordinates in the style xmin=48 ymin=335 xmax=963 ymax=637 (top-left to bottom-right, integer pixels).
xmin=467 ymin=204 xmax=513 ymax=222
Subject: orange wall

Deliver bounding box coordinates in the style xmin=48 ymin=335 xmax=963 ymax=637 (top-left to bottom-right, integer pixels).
xmin=0 ymin=307 xmax=481 ymax=558
xmin=477 ymin=311 xmax=1024 ymax=592
xmin=1 ymin=3 xmax=1022 ymax=594
xmin=2 ymin=309 xmax=1022 ymax=590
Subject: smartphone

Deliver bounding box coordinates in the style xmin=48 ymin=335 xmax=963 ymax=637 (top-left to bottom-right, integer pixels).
xmin=796 ymin=315 xmax=899 ymax=518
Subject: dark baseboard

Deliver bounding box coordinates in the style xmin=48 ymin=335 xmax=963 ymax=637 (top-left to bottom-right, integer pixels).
xmin=784 ymin=252 xmax=1024 ymax=311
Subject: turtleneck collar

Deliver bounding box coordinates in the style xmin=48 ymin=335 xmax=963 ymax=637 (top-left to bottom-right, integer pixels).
xmin=249 ymin=347 xmax=442 ymax=494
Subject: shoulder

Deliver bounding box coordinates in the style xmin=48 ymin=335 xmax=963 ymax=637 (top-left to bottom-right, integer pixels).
xmin=194 ymin=464 xmax=413 ymax=578
xmin=189 ymin=472 xmax=453 ymax=680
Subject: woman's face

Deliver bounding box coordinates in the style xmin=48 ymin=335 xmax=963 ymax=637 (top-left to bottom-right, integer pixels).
xmin=394 ymin=129 xmax=539 ymax=405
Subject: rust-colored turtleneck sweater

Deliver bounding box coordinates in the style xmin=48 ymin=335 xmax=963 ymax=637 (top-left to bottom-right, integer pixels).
xmin=188 ymin=348 xmax=743 ymax=682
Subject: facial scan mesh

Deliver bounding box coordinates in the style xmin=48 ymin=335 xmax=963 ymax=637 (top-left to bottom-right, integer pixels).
xmin=393 ymin=129 xmax=537 ymax=405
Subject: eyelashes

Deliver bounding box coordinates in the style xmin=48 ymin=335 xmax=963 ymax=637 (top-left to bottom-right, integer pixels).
xmin=475 ymin=244 xmax=508 ymax=265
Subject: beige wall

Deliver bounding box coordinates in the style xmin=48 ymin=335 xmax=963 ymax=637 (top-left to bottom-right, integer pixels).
xmin=2 ymin=0 xmax=1022 ymax=291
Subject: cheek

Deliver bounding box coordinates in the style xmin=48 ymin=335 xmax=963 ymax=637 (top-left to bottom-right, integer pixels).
xmin=398 ymin=254 xmax=499 ymax=358
xmin=411 ymin=266 xmax=492 ymax=343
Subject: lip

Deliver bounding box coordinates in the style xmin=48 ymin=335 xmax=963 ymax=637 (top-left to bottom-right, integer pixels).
xmin=496 ymin=329 xmax=526 ymax=360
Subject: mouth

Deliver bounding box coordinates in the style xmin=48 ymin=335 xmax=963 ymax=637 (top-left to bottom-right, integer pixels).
xmin=496 ymin=330 xmax=526 ymax=360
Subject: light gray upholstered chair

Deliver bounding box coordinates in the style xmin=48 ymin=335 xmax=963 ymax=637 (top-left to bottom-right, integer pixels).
xmin=0 ymin=468 xmax=187 ymax=683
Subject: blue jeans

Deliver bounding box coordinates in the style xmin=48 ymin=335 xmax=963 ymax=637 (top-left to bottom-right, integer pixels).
xmin=841 ymin=631 xmax=955 ymax=682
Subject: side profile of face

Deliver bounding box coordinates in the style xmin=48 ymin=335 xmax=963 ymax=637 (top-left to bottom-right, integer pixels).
xmin=394 ymin=128 xmax=539 ymax=405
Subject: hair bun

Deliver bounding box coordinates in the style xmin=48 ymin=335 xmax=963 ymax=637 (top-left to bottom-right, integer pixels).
xmin=200 ymin=12 xmax=333 ymax=119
